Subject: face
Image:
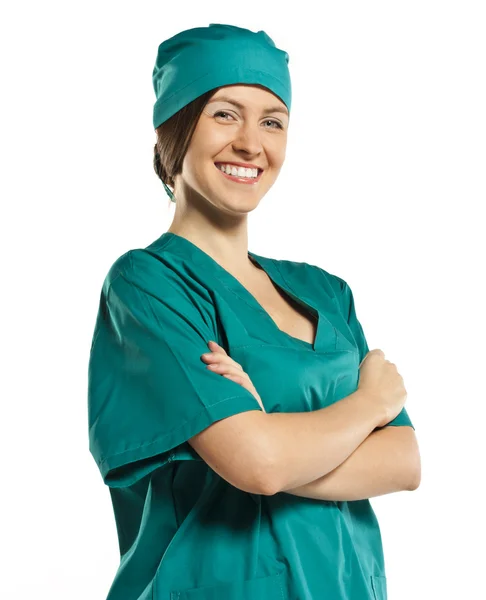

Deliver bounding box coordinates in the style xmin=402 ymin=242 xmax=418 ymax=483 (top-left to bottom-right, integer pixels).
xmin=174 ymin=84 xmax=289 ymax=213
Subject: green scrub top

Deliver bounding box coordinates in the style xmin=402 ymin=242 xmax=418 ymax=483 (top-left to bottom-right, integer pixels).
xmin=88 ymin=231 xmax=414 ymax=600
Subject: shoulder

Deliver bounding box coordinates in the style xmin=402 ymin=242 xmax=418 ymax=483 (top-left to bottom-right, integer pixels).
xmin=268 ymin=254 xmax=349 ymax=301
xmin=100 ymin=247 xmax=216 ymax=331
xmin=102 ymin=248 xmax=157 ymax=290
xmin=101 ymin=247 xmax=196 ymax=300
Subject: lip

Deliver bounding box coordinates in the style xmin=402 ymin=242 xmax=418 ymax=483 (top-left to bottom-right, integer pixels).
xmin=214 ymin=163 xmax=263 ymax=185
xmin=214 ymin=161 xmax=264 ymax=172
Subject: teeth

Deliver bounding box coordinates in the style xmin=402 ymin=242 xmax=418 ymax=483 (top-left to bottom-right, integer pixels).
xmin=216 ymin=163 xmax=259 ymax=179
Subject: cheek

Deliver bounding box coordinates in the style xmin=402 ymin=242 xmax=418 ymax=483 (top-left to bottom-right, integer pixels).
xmin=184 ymin=162 xmax=213 ymax=191
xmin=266 ymin=141 xmax=286 ymax=168
xmin=195 ymin=119 xmax=233 ymax=149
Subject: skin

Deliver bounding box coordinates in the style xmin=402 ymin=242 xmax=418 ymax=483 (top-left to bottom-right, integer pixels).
xmin=201 ymin=340 xmax=267 ymax=412
xmin=201 ymin=342 xmax=421 ymax=499
xmin=166 ymin=83 xmax=289 ymax=278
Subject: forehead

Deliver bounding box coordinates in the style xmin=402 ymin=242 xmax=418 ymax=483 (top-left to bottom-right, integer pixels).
xmin=208 ymin=84 xmax=288 ymax=114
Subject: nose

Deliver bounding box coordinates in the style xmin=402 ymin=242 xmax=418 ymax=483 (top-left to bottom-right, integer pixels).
xmin=231 ymin=121 xmax=264 ymax=156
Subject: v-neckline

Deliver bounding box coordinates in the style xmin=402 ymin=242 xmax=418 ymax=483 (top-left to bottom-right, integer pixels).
xmin=154 ymin=232 xmax=324 ymax=352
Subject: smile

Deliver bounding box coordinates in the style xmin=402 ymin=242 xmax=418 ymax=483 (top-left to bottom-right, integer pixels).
xmin=214 ymin=163 xmax=263 ymax=185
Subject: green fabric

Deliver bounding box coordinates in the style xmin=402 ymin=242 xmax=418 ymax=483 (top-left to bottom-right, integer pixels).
xmin=152 ymin=23 xmax=292 ymax=130
xmin=88 ymin=232 xmax=414 ymax=599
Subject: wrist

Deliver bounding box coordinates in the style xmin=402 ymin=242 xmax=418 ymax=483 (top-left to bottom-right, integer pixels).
xmin=353 ymin=388 xmax=386 ymax=429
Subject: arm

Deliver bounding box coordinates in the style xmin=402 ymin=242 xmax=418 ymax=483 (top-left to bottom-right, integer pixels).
xmin=280 ymin=425 xmax=421 ymax=501
xmin=263 ymin=389 xmax=385 ymax=495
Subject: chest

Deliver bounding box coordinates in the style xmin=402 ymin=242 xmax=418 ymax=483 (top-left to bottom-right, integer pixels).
xmin=241 ymin=267 xmax=317 ymax=344
xmin=242 ymin=266 xmax=318 ymax=347
xmin=215 ymin=267 xmax=360 ymax=414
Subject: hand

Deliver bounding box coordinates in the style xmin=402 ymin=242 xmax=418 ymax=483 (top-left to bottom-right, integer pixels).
xmin=200 ymin=341 xmax=266 ymax=413
xmin=358 ymin=349 xmax=408 ymax=427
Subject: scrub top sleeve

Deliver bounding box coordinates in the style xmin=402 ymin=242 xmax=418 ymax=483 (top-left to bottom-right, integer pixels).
xmin=88 ymin=254 xmax=264 ymax=488
xmin=339 ymin=278 xmax=415 ymax=431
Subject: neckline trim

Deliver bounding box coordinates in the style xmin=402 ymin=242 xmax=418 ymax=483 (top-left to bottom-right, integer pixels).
xmin=152 ymin=232 xmax=322 ymax=351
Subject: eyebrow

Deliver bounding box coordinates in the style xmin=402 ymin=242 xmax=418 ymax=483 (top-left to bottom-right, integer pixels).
xmin=207 ymin=95 xmax=289 ymax=116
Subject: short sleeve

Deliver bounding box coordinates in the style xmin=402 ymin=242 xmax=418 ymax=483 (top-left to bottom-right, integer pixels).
xmin=88 ymin=250 xmax=264 ymax=488
xmin=338 ymin=278 xmax=415 ymax=431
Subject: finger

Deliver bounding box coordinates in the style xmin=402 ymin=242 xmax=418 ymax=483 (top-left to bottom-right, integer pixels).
xmin=221 ymin=372 xmax=255 ymax=392
xmin=206 ymin=362 xmax=249 ymax=378
xmin=201 ymin=350 xmax=244 ymax=371
xmin=207 ymin=340 xmax=227 ymax=355
xmin=201 ymin=352 xmax=237 ymax=365
xmin=206 ymin=362 xmax=246 ymax=376
xmin=222 ymin=373 xmax=248 ymax=386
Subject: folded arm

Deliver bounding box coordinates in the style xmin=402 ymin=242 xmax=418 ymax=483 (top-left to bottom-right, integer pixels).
xmin=280 ymin=425 xmax=421 ymax=501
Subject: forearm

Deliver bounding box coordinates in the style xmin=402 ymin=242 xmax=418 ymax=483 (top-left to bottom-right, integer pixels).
xmin=265 ymin=389 xmax=384 ymax=493
xmin=281 ymin=425 xmax=418 ymax=501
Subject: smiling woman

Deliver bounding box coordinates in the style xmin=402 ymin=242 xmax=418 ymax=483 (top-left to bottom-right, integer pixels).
xmin=89 ymin=22 xmax=417 ymax=600
xmin=153 ymin=83 xmax=289 ymax=207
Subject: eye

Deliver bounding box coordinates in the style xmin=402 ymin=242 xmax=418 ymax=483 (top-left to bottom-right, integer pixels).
xmin=214 ymin=111 xmax=235 ymax=121
xmin=214 ymin=111 xmax=283 ymax=130
xmin=263 ymin=119 xmax=283 ymax=130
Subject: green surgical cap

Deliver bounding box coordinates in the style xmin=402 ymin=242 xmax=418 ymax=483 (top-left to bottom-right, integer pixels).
xmin=152 ymin=23 xmax=292 ymax=202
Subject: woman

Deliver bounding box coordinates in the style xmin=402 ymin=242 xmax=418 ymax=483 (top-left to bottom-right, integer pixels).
xmin=88 ymin=23 xmax=420 ymax=600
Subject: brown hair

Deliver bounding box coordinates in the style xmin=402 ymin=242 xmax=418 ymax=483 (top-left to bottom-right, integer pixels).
xmin=153 ymin=89 xmax=218 ymax=205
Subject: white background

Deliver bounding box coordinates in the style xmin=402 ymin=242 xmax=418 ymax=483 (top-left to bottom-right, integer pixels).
xmin=2 ymin=1 xmax=485 ymax=598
